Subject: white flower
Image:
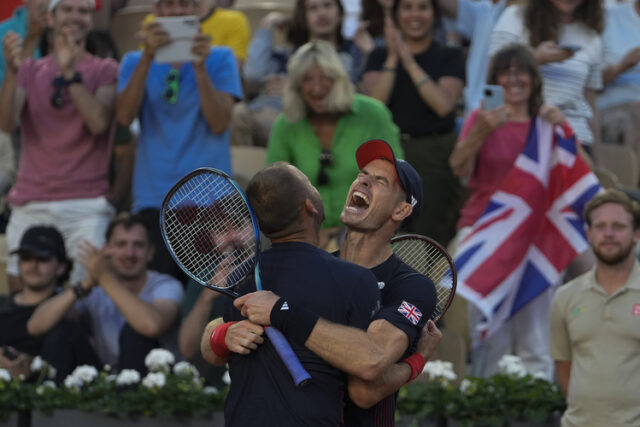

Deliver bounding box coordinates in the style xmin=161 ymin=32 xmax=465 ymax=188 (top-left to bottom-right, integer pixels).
xmin=142 ymin=372 xmax=166 ymax=389
xmin=173 ymin=361 xmax=199 ymax=378
xmin=106 ymin=374 xmax=117 ymax=382
xmin=103 ymin=364 xmax=112 ymax=372
xmin=116 ymin=369 xmax=141 ymax=386
xmin=63 ymin=365 xmax=99 ymax=389
xmin=532 ymin=371 xmax=548 ymax=380
xmin=144 ymin=349 xmax=175 ymax=371
xmin=460 ymin=378 xmax=472 ymax=393
xmin=423 ymin=360 xmax=457 ymax=383
xmin=0 ymin=368 xmax=11 ymax=382
xmin=36 ymin=381 xmax=56 ymax=395
xmin=71 ymin=365 xmax=99 ymax=384
xmin=222 ymin=370 xmax=230 ymax=385
xmin=48 ymin=366 xmax=57 ymax=379
xmin=64 ymin=375 xmax=81 ymax=390
xmin=498 ymin=354 xmax=527 ymax=378
xmin=203 ymin=386 xmax=219 ymax=395
xmin=30 ymin=356 xmax=44 ymax=372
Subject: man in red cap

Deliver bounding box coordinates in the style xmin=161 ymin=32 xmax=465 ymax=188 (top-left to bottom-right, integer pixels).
xmin=208 ymin=139 xmax=441 ymax=426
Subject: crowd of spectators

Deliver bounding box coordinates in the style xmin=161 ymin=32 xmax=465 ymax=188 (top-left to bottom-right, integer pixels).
xmin=0 ymin=0 xmax=639 ymax=396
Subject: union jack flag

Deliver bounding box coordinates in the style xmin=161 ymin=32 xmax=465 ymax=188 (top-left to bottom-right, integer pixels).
xmin=398 ymin=300 xmax=422 ymax=326
xmin=454 ymin=118 xmax=601 ymax=338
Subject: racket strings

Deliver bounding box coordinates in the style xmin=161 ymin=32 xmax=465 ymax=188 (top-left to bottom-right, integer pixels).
xmin=392 ymin=239 xmax=455 ymax=320
xmin=163 ymin=173 xmax=258 ymax=288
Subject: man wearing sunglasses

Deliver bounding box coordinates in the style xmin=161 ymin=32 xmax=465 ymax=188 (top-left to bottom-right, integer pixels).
xmin=116 ymin=0 xmax=243 ymax=284
xmin=0 ymin=0 xmax=117 ymax=292
xmin=0 ymin=225 xmax=99 ymax=383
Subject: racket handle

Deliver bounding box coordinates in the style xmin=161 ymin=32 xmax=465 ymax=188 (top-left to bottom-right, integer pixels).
xmin=264 ymin=326 xmax=311 ymax=387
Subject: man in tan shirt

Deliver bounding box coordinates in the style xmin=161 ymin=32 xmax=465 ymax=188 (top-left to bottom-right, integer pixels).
xmin=551 ymin=188 xmax=640 ymax=427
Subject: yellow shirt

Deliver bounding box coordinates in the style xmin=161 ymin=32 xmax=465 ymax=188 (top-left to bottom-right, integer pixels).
xmin=142 ymin=8 xmax=251 ymax=61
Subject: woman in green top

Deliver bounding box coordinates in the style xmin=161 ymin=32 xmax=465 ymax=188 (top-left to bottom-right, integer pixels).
xmin=267 ymin=40 xmax=402 ymax=249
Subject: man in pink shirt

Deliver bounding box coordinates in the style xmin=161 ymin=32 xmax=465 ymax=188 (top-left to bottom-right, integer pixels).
xmin=0 ymin=0 xmax=116 ymax=292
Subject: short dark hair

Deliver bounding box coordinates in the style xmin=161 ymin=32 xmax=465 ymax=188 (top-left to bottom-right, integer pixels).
xmin=584 ymin=189 xmax=640 ymax=229
xmin=486 ymin=43 xmax=543 ymax=117
xmin=245 ymin=163 xmax=309 ymax=236
xmin=105 ymin=212 xmax=152 ymax=243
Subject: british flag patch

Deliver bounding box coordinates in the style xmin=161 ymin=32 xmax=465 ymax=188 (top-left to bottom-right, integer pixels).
xmin=398 ymin=301 xmax=422 ymax=326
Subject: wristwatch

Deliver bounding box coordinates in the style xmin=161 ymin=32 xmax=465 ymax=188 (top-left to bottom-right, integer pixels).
xmin=63 ymin=71 xmax=83 ymax=86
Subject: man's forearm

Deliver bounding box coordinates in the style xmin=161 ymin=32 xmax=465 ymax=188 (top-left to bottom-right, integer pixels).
xmin=303 ymin=318 xmax=407 ymax=381
xmin=179 ymin=292 xmax=218 ymax=358
xmin=193 ymin=64 xmax=233 ymax=134
xmin=0 ymin=71 xmax=17 ymax=132
xmin=99 ymin=275 xmax=171 ymax=337
xmin=348 ymin=362 xmax=412 ymax=409
xmin=20 ymin=34 xmax=41 ymax=61
xmin=116 ymin=54 xmax=153 ymax=126
xmin=67 ymin=82 xmax=115 ymax=135
xmin=27 ymin=288 xmax=78 ymax=335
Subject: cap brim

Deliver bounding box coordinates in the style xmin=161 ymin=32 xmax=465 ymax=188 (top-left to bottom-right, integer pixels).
xmin=356 ymin=140 xmax=397 ymax=170
xmin=10 ymin=246 xmax=56 ymax=258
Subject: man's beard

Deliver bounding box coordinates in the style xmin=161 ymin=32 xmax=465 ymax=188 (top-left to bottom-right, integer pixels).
xmin=592 ymin=240 xmax=636 ymax=266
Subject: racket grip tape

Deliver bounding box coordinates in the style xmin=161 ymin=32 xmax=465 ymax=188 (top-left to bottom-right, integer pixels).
xmin=264 ymin=326 xmax=311 ymax=387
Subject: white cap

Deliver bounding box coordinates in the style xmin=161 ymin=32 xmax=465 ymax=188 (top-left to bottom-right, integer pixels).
xmin=49 ymin=0 xmax=96 ymax=11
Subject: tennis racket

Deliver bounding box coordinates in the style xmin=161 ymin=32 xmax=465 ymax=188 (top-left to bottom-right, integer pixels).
xmin=391 ymin=234 xmax=457 ymax=322
xmin=160 ymin=168 xmax=311 ymax=387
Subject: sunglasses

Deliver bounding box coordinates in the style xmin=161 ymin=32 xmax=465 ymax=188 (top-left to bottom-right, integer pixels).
xmin=50 ymin=76 xmax=66 ymax=109
xmin=19 ymin=253 xmax=55 ymax=263
xmin=318 ymin=149 xmax=333 ymax=186
xmin=163 ymin=69 xmax=180 ymax=104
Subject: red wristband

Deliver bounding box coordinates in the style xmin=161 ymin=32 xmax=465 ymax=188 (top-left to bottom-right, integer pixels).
xmin=209 ymin=321 xmax=237 ymax=358
xmin=402 ymin=353 xmax=426 ymax=382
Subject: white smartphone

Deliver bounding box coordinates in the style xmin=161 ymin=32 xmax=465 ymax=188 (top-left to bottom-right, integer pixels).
xmin=154 ymin=16 xmax=199 ymax=64
xmin=482 ymin=85 xmax=504 ymax=110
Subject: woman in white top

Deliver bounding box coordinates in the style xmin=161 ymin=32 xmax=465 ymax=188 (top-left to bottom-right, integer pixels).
xmin=489 ymin=0 xmax=604 ymax=153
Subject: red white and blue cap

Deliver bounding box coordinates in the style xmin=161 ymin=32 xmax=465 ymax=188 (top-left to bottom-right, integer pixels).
xmin=355 ymin=139 xmax=424 ymax=224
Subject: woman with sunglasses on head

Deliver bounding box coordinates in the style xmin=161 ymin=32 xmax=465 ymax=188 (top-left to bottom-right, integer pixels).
xmin=360 ymin=0 xmax=465 ymax=247
xmin=449 ymin=43 xmax=572 ymax=380
xmin=489 ymin=0 xmax=604 ymax=156
xmin=266 ymin=40 xmax=402 ymax=249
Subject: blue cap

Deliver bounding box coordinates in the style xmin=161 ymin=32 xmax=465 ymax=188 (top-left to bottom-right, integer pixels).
xmin=355 ymin=140 xmax=423 ymax=224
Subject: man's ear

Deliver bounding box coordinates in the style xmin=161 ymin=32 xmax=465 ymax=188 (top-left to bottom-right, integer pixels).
xmin=304 ymin=198 xmax=319 ymax=216
xmin=391 ymin=201 xmax=412 ymax=223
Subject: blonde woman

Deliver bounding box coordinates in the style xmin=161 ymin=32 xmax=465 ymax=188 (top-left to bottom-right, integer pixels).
xmin=267 ymin=40 xmax=402 ymax=247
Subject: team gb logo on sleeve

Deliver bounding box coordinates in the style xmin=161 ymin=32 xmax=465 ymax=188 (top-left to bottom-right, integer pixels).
xmin=398 ymin=300 xmax=422 ymax=325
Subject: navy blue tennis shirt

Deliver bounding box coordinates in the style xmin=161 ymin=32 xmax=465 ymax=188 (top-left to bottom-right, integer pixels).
xmin=344 ymin=253 xmax=438 ymax=427
xmin=223 ymin=242 xmax=380 ymax=426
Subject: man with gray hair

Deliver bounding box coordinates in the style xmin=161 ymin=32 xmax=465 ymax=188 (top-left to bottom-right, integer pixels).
xmin=116 ymin=0 xmax=242 ymax=282
xmin=0 ymin=0 xmax=117 ymax=291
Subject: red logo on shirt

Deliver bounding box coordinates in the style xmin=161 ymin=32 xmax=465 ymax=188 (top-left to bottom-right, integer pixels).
xmin=633 ymin=304 xmax=640 ymax=317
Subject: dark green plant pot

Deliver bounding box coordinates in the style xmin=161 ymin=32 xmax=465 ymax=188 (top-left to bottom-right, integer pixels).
xmin=31 ymin=410 xmax=224 ymax=427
